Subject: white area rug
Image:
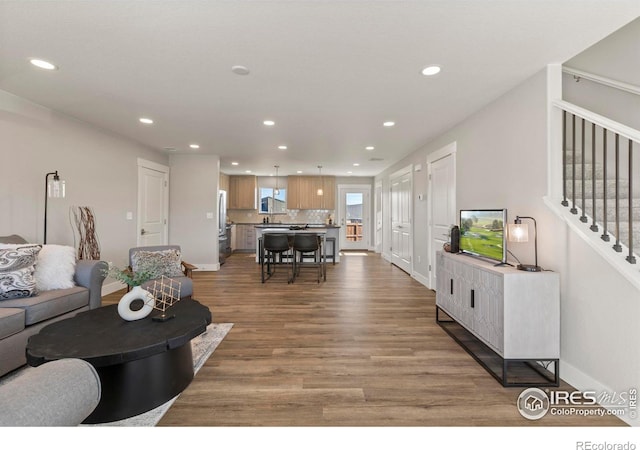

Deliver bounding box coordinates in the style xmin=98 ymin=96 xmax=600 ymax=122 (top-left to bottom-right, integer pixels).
xmin=86 ymin=322 xmax=233 ymax=427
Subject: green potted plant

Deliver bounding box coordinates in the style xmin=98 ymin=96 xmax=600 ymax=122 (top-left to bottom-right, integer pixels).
xmin=103 ymin=264 xmax=158 ymax=321
xmin=104 ymin=264 xmax=156 ymax=287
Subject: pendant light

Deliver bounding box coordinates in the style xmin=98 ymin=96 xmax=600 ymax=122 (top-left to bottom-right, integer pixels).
xmin=317 ymin=165 xmax=324 ymax=196
xmin=274 ymin=165 xmax=280 ymax=195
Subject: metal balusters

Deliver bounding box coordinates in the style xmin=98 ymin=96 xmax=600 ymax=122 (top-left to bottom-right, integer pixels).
xmin=570 ymin=114 xmax=578 ymax=214
xmin=613 ymin=134 xmax=622 ymax=252
xmin=580 ymin=118 xmax=588 ymax=222
xmin=558 ymin=106 xmax=639 ymax=264
xmin=590 ymin=123 xmax=598 ymax=232
xmin=627 ymin=139 xmax=637 ymax=264
xmin=561 ymin=111 xmax=568 ymax=207
xmin=601 ymin=129 xmax=610 ymax=241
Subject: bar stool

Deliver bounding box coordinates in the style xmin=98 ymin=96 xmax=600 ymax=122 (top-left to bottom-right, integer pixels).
xmin=262 ymin=233 xmax=293 ymax=283
xmin=325 ymin=237 xmax=336 ymax=264
xmin=292 ymin=234 xmax=322 ymax=283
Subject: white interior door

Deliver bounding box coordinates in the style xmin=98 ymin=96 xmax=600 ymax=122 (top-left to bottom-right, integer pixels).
xmin=374 ymin=181 xmax=382 ymax=253
xmin=390 ymin=166 xmax=412 ymax=273
xmin=137 ymin=159 xmax=169 ymax=246
xmin=338 ymin=185 xmax=371 ymax=250
xmin=428 ymin=143 xmax=457 ymax=289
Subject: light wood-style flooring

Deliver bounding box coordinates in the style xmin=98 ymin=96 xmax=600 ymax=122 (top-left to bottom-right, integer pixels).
xmin=102 ymin=251 xmax=625 ymax=427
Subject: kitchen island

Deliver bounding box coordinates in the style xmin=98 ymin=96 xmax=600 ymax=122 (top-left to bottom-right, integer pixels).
xmin=254 ymin=224 xmax=340 ymax=263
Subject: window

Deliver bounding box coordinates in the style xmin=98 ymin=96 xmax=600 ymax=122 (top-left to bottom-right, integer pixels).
xmin=259 ymin=187 xmax=287 ymax=214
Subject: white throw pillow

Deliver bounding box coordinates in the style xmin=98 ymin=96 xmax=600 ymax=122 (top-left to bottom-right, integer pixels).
xmin=35 ymin=245 xmax=77 ymax=291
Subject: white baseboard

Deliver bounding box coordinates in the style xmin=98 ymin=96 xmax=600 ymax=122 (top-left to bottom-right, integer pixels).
xmin=561 ymin=359 xmax=638 ymax=427
xmin=194 ymin=263 xmax=220 ymax=271
xmin=411 ymin=271 xmax=431 ymax=289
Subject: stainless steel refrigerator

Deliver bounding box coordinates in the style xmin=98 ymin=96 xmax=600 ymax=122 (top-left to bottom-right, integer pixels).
xmin=218 ymin=190 xmax=228 ymax=264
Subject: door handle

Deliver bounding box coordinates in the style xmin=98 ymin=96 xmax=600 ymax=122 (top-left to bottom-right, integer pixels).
xmin=141 ymin=228 xmax=147 ymax=235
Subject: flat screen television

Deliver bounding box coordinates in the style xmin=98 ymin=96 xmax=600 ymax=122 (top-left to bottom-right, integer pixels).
xmin=458 ymin=209 xmax=507 ymax=265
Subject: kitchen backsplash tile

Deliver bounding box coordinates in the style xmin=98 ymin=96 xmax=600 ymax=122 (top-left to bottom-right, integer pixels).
xmin=228 ymin=209 xmax=334 ymax=224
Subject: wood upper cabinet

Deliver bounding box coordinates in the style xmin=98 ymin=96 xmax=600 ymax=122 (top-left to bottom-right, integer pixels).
xmin=321 ymin=176 xmax=336 ymax=210
xmin=287 ymin=176 xmax=301 ymax=209
xmin=287 ymin=175 xmax=335 ymax=210
xmin=228 ymin=175 xmax=257 ymax=209
xmin=219 ymin=172 xmax=229 ymax=193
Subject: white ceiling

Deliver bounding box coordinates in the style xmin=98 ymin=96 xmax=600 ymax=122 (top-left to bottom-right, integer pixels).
xmin=1 ymin=1 xmax=638 ymax=177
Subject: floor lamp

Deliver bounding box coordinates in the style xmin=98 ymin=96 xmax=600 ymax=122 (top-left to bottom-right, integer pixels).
xmin=44 ymin=171 xmax=65 ymax=244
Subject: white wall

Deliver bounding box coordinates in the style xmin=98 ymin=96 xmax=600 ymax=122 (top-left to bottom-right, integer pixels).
xmin=168 ymin=154 xmax=220 ymax=269
xmin=1 ymin=89 xmax=224 ymax=277
xmin=377 ymin=68 xmax=639 ymax=425
xmin=564 ymin=16 xmax=640 ymax=130
xmin=0 ymin=89 xmax=168 ymax=275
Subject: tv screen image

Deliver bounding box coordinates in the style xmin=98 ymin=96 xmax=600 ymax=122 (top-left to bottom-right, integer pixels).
xmin=458 ymin=209 xmax=507 ymax=263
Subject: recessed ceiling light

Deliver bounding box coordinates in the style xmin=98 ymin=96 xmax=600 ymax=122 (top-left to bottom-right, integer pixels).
xmin=383 ymin=121 xmax=395 ymax=127
xmin=231 ymin=65 xmax=250 ymax=75
xmin=278 ymin=145 xmax=287 ymax=150
xmin=139 ymin=117 xmax=154 ymax=124
xmin=163 ymin=147 xmax=177 ymax=152
xmin=30 ymin=59 xmax=57 ymax=70
xmin=353 ymin=163 xmax=360 ymax=167
xmin=365 ymin=146 xmax=375 ymax=151
xmin=189 ymin=144 xmax=200 ymax=149
xmin=231 ymin=162 xmax=239 ymax=166
xmin=297 ymin=170 xmax=303 ymax=174
xmin=347 ymin=171 xmax=353 ymax=174
xmin=422 ymin=65 xmax=441 ymax=76
xmin=245 ymin=170 xmax=252 ymax=173
xmin=263 ymin=120 xmax=275 ymax=126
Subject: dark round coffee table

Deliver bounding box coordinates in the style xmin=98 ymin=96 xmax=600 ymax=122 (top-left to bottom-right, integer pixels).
xmin=26 ymin=298 xmax=212 ymax=424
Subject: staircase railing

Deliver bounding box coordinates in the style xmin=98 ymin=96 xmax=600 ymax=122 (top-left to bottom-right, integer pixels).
xmin=553 ymin=100 xmax=640 ymax=264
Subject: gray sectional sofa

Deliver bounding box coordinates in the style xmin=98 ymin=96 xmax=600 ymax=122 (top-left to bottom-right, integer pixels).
xmin=0 ymin=358 xmax=101 ymax=426
xmin=0 ymin=235 xmax=107 ymax=377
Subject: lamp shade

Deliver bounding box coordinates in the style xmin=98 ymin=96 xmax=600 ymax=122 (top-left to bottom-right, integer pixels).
xmin=508 ymin=222 xmax=529 ymax=243
xmin=317 ymin=165 xmax=323 ymax=196
xmin=47 ymin=174 xmax=65 ymax=198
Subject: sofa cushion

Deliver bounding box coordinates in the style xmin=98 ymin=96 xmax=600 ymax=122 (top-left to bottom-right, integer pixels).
xmin=0 ymin=245 xmax=41 ymax=300
xmin=0 ymin=308 xmax=25 ymax=340
xmin=35 ymin=245 xmax=77 ymax=291
xmin=131 ymin=248 xmax=184 ymax=278
xmin=0 ymin=286 xmax=88 ymax=326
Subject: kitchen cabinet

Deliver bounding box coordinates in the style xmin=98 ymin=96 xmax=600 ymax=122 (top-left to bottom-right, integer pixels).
xmin=229 ymin=224 xmax=236 ymax=251
xmin=229 ymin=175 xmax=256 ymax=210
xmin=220 ymin=172 xmax=229 ymax=193
xmin=287 ymin=175 xmax=335 ymax=210
xmin=234 ymin=224 xmax=257 ymax=251
xmin=435 ymin=251 xmax=560 ymax=386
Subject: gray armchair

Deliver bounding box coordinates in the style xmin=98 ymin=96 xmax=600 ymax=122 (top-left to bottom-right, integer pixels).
xmin=128 ymin=245 xmax=195 ymax=299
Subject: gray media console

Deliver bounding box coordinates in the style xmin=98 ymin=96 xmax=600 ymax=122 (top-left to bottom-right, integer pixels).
xmin=435 ymin=251 xmax=560 ymax=387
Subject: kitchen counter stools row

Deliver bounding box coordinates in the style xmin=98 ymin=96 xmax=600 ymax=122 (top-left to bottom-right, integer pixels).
xmin=259 ymin=231 xmax=327 ymax=283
